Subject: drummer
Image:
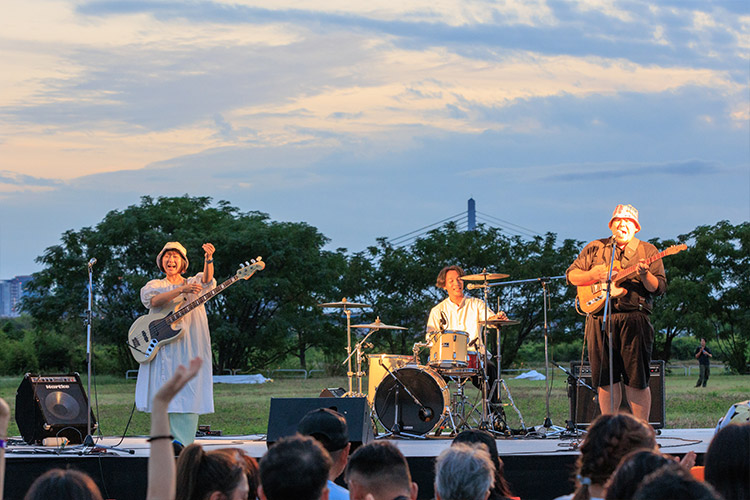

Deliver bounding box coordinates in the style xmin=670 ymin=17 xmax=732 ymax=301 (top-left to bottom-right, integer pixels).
xmin=426 ymin=265 xmax=508 ymax=406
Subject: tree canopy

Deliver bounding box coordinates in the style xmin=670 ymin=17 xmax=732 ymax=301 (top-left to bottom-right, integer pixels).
xmin=13 ymin=196 xmax=749 ymax=375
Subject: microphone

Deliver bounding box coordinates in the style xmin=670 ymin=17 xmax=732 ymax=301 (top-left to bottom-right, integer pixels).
xmin=87 ymin=258 xmax=97 ymax=268
xmin=466 ymin=283 xmax=485 ymax=290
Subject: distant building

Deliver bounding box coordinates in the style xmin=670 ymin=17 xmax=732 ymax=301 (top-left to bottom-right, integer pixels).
xmin=0 ymin=275 xmax=33 ymax=317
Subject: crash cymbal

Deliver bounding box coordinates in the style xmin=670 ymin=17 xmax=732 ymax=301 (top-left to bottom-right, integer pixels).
xmin=479 ymin=319 xmax=520 ymax=327
xmin=351 ymin=317 xmax=407 ymax=330
xmin=460 ymin=272 xmax=509 ymax=281
xmin=318 ymin=298 xmax=371 ymax=308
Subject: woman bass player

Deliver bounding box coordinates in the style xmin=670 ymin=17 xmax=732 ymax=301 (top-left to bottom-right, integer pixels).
xmin=135 ymin=241 xmax=216 ymax=447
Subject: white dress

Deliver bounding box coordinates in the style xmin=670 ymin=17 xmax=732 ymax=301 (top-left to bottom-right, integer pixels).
xmin=135 ymin=273 xmax=216 ymax=414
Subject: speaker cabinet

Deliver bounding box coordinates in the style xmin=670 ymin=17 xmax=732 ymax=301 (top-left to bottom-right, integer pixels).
xmin=568 ymin=360 xmax=665 ymax=429
xmin=266 ymin=397 xmax=374 ymax=449
xmin=15 ymin=373 xmax=97 ymax=444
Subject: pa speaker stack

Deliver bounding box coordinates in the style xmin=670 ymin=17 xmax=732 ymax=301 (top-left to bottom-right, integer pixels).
xmin=15 ymin=373 xmax=97 ymax=444
xmin=568 ymin=360 xmax=666 ymax=429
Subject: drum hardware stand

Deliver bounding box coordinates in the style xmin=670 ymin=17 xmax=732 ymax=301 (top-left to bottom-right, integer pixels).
xmin=318 ymin=299 xmax=372 ymax=397
xmin=342 ymin=326 xmax=379 ymax=397
xmin=444 ymin=372 xmax=481 ymax=433
xmin=376 ymin=362 xmax=430 ymax=439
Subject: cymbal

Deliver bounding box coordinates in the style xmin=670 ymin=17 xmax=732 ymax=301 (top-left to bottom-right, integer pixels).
xmin=479 ymin=319 xmax=520 ymax=327
xmin=460 ymin=272 xmax=509 ymax=281
xmin=351 ymin=317 xmax=407 ymax=330
xmin=318 ymin=298 xmax=371 ymax=309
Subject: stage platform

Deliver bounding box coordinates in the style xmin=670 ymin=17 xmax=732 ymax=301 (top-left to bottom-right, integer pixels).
xmin=4 ymin=428 xmax=713 ymax=500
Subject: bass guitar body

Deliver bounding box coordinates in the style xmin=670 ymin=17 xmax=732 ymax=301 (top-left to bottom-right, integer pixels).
xmin=127 ymin=301 xmax=186 ymax=364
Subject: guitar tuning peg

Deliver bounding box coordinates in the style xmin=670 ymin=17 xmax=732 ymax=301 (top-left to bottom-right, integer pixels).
xmin=250 ymin=259 xmax=256 ymax=264
xmin=256 ymin=256 xmax=262 ymax=261
xmin=245 ymin=261 xmax=250 ymax=267
xmin=239 ymin=263 xmax=245 ymax=268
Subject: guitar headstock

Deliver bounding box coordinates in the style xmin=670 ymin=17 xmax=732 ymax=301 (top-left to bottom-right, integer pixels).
xmin=236 ymin=257 xmax=266 ymax=280
xmin=665 ymin=244 xmax=688 ymax=255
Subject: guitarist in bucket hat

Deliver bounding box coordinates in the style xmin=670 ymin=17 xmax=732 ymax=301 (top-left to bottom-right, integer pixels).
xmin=135 ymin=241 xmax=217 ymax=447
xmin=566 ymin=204 xmax=666 ymax=422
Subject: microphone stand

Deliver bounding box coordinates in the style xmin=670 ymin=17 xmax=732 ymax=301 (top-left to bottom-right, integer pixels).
xmin=377 ymin=361 xmax=428 ymax=439
xmin=80 ymin=259 xmax=134 ymax=455
xmin=603 ymin=242 xmax=618 ymax=414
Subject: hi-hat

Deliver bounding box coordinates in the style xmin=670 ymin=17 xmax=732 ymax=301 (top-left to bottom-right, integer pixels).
xmin=318 ymin=298 xmax=371 ymax=308
xmin=460 ymin=272 xmax=509 ymax=281
xmin=480 ymin=319 xmax=520 ymax=327
xmin=351 ymin=317 xmax=406 ymax=330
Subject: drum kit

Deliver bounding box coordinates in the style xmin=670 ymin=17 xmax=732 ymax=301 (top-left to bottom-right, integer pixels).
xmin=318 ymin=269 xmax=534 ymax=438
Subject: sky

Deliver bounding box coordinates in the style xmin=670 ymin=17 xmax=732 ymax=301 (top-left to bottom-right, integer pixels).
xmin=1 ymin=0 xmax=748 ymax=278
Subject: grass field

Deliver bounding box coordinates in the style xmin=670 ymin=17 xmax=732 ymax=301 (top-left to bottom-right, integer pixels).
xmin=2 ymin=369 xmax=746 ymax=438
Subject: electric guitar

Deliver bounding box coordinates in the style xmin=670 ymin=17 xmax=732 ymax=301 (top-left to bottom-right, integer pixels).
xmin=576 ymin=244 xmax=686 ymax=315
xmin=127 ymin=258 xmax=265 ymax=364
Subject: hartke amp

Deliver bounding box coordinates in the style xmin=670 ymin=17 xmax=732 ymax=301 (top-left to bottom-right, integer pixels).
xmin=266 ymin=397 xmax=374 ymax=449
xmin=568 ymin=360 xmax=666 ymax=429
xmin=15 ymin=373 xmax=97 ymax=444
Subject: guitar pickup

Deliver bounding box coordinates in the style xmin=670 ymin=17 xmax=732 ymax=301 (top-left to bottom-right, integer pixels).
xmin=141 ymin=331 xmax=149 ymax=342
xmin=131 ymin=338 xmax=141 ymax=348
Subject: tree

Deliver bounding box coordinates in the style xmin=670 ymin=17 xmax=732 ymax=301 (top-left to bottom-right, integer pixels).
xmin=651 ymin=221 xmax=749 ymax=372
xmin=21 ymin=196 xmax=348 ymax=373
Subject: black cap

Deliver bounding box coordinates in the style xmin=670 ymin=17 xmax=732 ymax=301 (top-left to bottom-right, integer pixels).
xmin=297 ymin=408 xmax=349 ymax=452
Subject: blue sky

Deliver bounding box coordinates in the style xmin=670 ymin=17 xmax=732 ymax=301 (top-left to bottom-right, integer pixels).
xmin=1 ymin=0 xmax=748 ymax=278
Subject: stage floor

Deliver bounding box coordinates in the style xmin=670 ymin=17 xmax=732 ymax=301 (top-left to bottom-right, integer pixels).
xmin=4 ymin=428 xmax=714 ymax=500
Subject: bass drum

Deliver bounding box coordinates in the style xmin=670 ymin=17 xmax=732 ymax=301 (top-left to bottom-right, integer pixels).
xmin=373 ymin=365 xmax=449 ymax=435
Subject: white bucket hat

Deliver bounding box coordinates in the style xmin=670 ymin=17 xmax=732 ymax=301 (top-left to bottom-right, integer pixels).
xmin=608 ymin=204 xmax=641 ymax=232
xmin=156 ymin=241 xmax=189 ymax=273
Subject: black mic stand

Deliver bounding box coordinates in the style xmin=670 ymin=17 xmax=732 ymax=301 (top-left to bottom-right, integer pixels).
xmin=81 ymin=259 xmax=135 ymax=455
xmin=376 ymin=361 xmax=429 ymax=439
xmin=602 ymin=241 xmax=618 ymax=414
xmin=552 ymin=361 xmax=588 ymax=437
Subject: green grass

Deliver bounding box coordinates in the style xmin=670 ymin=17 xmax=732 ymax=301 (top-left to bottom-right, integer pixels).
xmin=2 ymin=371 xmax=746 ymax=438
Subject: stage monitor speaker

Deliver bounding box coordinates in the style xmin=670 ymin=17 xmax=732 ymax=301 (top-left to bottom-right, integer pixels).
xmin=568 ymin=360 xmax=665 ymax=429
xmin=266 ymin=397 xmax=374 ymax=449
xmin=15 ymin=373 xmax=97 ymax=444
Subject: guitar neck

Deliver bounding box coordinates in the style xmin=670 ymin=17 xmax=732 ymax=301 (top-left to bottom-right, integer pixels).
xmin=613 ymin=249 xmax=670 ymax=284
xmin=167 ymin=275 xmax=239 ymax=323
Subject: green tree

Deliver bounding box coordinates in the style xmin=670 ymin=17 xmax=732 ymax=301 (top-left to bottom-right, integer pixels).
xmin=652 ymin=221 xmax=749 ymax=372
xmin=21 ymin=196 xmax=348 ymax=374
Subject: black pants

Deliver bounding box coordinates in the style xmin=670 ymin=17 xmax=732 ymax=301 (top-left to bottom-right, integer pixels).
xmin=696 ymin=364 xmax=710 ymax=387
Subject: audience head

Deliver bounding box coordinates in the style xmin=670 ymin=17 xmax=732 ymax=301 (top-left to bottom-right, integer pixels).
xmin=212 ymin=448 xmax=260 ymax=500
xmin=704 ymin=422 xmax=750 ymax=500
xmin=632 ymin=463 xmax=722 ymax=500
xmin=572 ymin=413 xmax=656 ymax=500
xmin=452 ymin=429 xmax=514 ymax=500
xmin=176 ymin=443 xmax=249 ymax=500
xmin=345 ymin=441 xmax=418 ymax=500
xmin=605 ymin=449 xmax=673 ymax=500
xmin=434 ymin=443 xmax=495 ymax=500
xmin=23 ymin=468 xmax=103 ymax=500
xmin=259 ymin=435 xmax=332 ymax=500
xmin=297 ymin=407 xmax=351 ymax=479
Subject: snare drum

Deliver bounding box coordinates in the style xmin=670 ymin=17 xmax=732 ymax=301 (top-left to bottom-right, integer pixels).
xmin=467 ymin=351 xmax=480 ymax=370
xmin=367 ymin=354 xmax=412 ymax=404
xmin=429 ymin=330 xmax=468 ymax=369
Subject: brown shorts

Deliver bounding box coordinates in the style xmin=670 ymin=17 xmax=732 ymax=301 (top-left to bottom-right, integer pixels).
xmin=585 ymin=311 xmax=654 ymax=389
